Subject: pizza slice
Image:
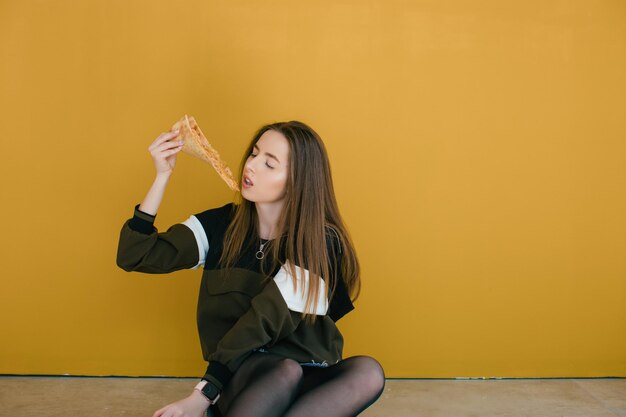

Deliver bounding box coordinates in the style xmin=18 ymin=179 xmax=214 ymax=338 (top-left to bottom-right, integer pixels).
xmin=171 ymin=115 xmax=240 ymax=192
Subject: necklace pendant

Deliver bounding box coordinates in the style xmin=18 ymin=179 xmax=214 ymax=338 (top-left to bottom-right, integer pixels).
xmin=256 ymin=250 xmax=264 ymax=260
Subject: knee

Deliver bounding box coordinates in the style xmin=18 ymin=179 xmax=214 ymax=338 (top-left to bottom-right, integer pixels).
xmin=274 ymin=358 xmax=304 ymax=387
xmin=355 ymin=356 xmax=386 ymax=397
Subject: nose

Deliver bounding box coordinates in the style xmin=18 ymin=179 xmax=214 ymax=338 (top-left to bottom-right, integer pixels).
xmin=243 ymin=165 xmax=254 ymax=180
xmin=245 ymin=157 xmax=258 ymax=174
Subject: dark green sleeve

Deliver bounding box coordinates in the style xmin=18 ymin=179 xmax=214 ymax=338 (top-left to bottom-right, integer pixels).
xmin=202 ymin=279 xmax=303 ymax=390
xmin=116 ymin=204 xmax=200 ymax=273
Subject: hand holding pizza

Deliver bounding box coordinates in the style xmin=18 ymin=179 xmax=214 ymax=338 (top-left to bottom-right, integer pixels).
xmin=171 ymin=114 xmax=240 ymax=191
xmin=148 ymin=129 xmax=185 ymax=176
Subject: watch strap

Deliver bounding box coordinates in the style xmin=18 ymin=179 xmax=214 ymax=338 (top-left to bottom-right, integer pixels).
xmin=194 ymin=380 xmax=221 ymax=405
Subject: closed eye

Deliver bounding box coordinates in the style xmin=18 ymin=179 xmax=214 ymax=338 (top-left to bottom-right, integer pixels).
xmin=249 ymin=153 xmax=275 ymax=169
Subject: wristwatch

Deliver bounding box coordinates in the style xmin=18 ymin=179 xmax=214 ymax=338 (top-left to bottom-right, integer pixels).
xmin=194 ymin=379 xmax=221 ymax=405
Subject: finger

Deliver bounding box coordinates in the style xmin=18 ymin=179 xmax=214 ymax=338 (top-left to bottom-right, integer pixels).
xmin=153 ymin=131 xmax=178 ymax=146
xmin=150 ymin=140 xmax=185 ymax=156
xmin=152 ymin=403 xmax=171 ymax=417
xmin=150 ymin=131 xmax=180 ymax=150
xmin=163 ymin=147 xmax=183 ymax=157
xmin=152 ymin=407 xmax=164 ymax=417
xmin=160 ymin=130 xmax=181 ymax=144
xmin=153 ymin=145 xmax=183 ymax=159
xmin=155 ymin=140 xmax=184 ymax=154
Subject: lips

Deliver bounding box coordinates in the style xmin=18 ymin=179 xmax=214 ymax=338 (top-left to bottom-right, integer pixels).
xmin=243 ymin=175 xmax=254 ymax=186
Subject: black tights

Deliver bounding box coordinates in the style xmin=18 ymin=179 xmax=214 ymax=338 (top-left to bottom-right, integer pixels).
xmin=207 ymin=352 xmax=385 ymax=417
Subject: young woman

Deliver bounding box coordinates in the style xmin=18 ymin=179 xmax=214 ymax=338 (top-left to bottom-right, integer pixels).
xmin=117 ymin=120 xmax=385 ymax=417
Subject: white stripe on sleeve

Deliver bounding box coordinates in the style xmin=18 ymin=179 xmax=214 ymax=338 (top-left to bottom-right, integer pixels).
xmin=273 ymin=261 xmax=328 ymax=315
xmin=181 ymin=215 xmax=209 ymax=270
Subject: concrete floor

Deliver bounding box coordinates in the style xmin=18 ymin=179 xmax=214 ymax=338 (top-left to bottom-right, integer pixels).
xmin=0 ymin=376 xmax=625 ymax=416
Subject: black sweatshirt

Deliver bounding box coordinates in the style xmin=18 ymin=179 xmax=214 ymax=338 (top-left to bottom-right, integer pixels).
xmin=116 ymin=202 xmax=354 ymax=391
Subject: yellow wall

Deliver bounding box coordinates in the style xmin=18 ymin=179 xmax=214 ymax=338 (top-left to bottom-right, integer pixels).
xmin=1 ymin=0 xmax=624 ymax=378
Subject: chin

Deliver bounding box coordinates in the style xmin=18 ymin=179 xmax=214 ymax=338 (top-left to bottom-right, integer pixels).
xmin=241 ymin=188 xmax=253 ymax=200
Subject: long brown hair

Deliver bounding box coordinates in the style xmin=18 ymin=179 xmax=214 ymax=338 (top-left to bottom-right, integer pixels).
xmin=218 ymin=121 xmax=361 ymax=325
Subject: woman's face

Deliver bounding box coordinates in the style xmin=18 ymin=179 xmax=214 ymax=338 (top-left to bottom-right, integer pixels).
xmin=242 ymin=130 xmax=290 ymax=204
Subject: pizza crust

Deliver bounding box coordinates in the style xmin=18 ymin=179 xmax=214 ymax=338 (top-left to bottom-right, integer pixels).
xmin=171 ymin=115 xmax=240 ymax=192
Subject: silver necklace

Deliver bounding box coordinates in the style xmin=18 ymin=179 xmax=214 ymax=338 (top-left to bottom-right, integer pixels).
xmin=256 ymin=239 xmax=269 ymax=260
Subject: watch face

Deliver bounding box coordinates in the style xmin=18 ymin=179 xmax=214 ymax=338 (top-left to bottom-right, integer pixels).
xmin=201 ymin=382 xmax=220 ymax=400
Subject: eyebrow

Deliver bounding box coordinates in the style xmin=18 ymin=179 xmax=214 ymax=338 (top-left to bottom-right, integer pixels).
xmin=253 ymin=144 xmax=281 ymax=164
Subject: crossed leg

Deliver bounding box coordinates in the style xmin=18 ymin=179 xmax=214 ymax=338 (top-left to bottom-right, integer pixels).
xmin=212 ymin=351 xmax=303 ymax=417
xmin=284 ymin=356 xmax=386 ymax=417
xmin=212 ymin=352 xmax=385 ymax=417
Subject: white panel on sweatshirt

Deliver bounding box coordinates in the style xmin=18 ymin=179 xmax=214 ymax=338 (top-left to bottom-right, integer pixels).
xmin=181 ymin=215 xmax=209 ymax=270
xmin=273 ymin=261 xmax=328 ymax=315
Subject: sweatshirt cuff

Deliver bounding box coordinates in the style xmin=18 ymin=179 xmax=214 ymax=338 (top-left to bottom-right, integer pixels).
xmin=128 ymin=204 xmax=156 ymax=234
xmin=202 ymin=361 xmax=233 ymax=391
